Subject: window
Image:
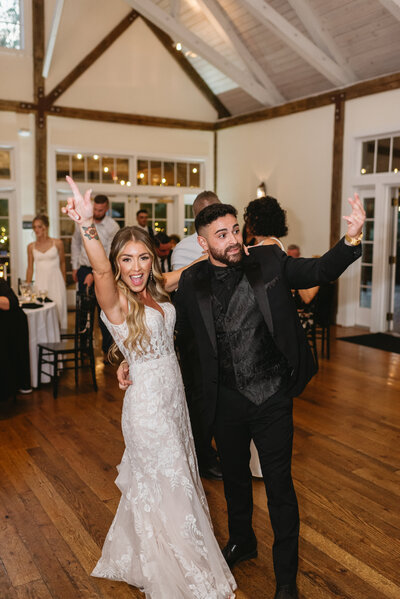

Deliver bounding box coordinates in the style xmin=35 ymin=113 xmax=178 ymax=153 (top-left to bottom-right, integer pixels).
xmin=359 ymin=197 xmax=375 ymax=309
xmin=140 ymin=200 xmax=167 ymax=233
xmin=0 ymin=0 xmax=21 ymax=49
xmin=361 ymin=135 xmax=400 ymax=175
xmin=56 ymin=152 xmax=131 ymax=186
xmin=0 ymin=197 xmax=11 ymax=284
xmin=0 ymin=149 xmax=11 ymax=178
xmin=137 ymin=158 xmax=202 ymax=188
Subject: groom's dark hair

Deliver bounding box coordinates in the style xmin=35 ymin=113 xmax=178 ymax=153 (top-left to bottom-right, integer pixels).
xmin=195 ymin=203 xmax=237 ymax=234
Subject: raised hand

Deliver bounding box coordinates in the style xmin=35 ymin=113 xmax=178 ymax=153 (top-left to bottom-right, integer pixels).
xmin=62 ymin=176 xmax=93 ymax=224
xmin=343 ymin=192 xmax=366 ymax=238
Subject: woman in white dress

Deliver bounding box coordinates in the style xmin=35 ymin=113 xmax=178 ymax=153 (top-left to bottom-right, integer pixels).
xmin=63 ymin=176 xmax=236 ymax=599
xmin=26 ymin=214 xmax=68 ymax=329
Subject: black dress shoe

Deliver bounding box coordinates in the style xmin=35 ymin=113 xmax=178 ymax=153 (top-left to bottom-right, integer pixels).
xmin=199 ymin=463 xmax=223 ymax=480
xmin=274 ymin=584 xmax=298 ymax=599
xmin=222 ymin=540 xmax=258 ymax=569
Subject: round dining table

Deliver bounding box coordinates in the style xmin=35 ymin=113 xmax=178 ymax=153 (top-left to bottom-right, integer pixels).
xmin=22 ymin=301 xmax=60 ymax=388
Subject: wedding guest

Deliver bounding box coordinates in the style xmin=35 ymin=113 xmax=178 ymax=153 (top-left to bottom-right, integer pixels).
xmin=154 ymin=232 xmax=172 ymax=272
xmin=0 ymin=279 xmax=31 ymax=398
xmin=135 ymin=209 xmax=154 ymax=238
xmin=169 ymin=233 xmax=181 ymax=249
xmin=26 ymin=214 xmax=67 ymax=329
xmin=244 ymin=195 xmax=288 ymax=251
xmin=287 ymin=244 xmax=301 ymax=258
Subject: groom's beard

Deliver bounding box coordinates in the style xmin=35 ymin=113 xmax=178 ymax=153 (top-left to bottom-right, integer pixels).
xmin=208 ymin=243 xmax=244 ymax=266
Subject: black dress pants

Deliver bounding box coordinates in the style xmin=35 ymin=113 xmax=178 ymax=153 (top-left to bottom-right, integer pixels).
xmin=214 ymin=384 xmax=299 ymax=586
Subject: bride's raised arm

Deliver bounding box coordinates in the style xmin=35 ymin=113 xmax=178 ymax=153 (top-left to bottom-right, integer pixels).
xmin=63 ymin=176 xmax=123 ymax=323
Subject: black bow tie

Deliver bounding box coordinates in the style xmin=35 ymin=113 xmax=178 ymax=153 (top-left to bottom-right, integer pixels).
xmin=213 ymin=263 xmax=243 ymax=281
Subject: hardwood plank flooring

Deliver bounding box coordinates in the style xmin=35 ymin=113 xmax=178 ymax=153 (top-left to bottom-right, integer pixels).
xmin=1 ymin=325 xmax=399 ymax=598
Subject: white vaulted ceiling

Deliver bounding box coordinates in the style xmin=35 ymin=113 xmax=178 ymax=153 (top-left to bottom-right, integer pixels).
xmin=123 ymin=0 xmax=400 ymax=117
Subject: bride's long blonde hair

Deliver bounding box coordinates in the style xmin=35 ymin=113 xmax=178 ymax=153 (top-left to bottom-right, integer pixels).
xmin=108 ymin=226 xmax=169 ymax=360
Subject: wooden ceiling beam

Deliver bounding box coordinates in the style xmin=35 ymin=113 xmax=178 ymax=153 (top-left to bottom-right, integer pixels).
xmin=195 ymin=0 xmax=285 ymax=105
xmin=47 ymin=105 xmax=215 ymax=131
xmin=42 ymin=0 xmax=65 ymax=78
xmin=378 ymin=0 xmax=400 ymax=21
xmin=143 ymin=17 xmax=230 ymax=118
xmin=242 ymin=0 xmax=354 ymax=87
xmin=215 ymin=71 xmax=400 ymax=130
xmin=286 ymin=0 xmax=357 ymax=83
xmin=124 ymin=0 xmax=273 ymax=105
xmin=45 ymin=9 xmax=139 ymax=106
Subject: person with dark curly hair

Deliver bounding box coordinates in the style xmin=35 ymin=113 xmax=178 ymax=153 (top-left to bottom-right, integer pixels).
xmin=244 ymin=196 xmax=288 ymax=251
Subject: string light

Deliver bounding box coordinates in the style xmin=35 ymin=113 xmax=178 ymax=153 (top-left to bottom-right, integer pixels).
xmin=175 ymin=42 xmax=182 ymax=51
xmin=93 ymin=154 xmax=99 ymax=160
xmin=76 ymin=153 xmax=82 ymax=160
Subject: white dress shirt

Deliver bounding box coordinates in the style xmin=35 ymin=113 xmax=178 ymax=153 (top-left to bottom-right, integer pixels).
xmin=71 ymin=216 xmax=120 ymax=269
xmin=171 ymin=233 xmax=203 ymax=270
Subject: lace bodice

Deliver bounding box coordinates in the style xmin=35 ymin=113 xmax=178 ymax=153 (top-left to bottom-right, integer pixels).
xmin=101 ymin=302 xmax=176 ymax=365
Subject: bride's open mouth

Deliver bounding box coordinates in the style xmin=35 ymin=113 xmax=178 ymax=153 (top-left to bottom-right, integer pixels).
xmin=129 ymin=274 xmax=145 ymax=287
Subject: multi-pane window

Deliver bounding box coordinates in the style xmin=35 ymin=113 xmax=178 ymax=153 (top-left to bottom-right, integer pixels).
xmin=56 ymin=153 xmax=131 ymax=186
xmin=0 ymin=198 xmax=10 ymax=283
xmin=140 ymin=201 xmax=167 ymax=233
xmin=361 ymin=136 xmax=400 ymax=175
xmin=58 ymin=199 xmax=75 ymax=289
xmin=0 ymin=149 xmax=11 ymax=178
xmin=0 ymin=0 xmax=21 ymax=49
xmin=359 ymin=197 xmax=375 ymax=309
xmin=184 ymin=204 xmax=195 ymax=235
xmin=137 ymin=158 xmax=202 ymax=188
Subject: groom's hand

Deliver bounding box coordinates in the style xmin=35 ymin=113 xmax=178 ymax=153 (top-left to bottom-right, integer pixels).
xmin=117 ymin=360 xmax=132 ymax=390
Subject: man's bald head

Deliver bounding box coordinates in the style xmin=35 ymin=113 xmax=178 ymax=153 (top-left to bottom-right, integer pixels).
xmin=192 ymin=190 xmax=220 ymax=218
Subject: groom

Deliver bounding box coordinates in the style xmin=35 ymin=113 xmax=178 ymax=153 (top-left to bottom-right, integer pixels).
xmin=172 ymin=198 xmax=364 ymax=599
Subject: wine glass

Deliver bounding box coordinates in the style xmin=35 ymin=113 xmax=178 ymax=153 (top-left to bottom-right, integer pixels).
xmin=38 ymin=288 xmax=48 ymax=303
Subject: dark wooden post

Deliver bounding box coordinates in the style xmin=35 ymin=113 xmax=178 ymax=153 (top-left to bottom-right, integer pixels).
xmin=330 ymin=93 xmax=345 ymax=247
xmin=32 ymin=0 xmax=47 ymax=215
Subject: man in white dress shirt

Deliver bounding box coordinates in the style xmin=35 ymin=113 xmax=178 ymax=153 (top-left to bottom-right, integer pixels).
xmin=71 ymin=194 xmax=119 ymax=357
xmin=171 ymin=191 xmax=220 ymax=270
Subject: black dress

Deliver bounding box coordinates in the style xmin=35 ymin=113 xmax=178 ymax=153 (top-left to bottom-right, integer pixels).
xmin=0 ymin=280 xmax=31 ymax=399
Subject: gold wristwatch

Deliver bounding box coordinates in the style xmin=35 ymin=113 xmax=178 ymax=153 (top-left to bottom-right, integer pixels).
xmin=345 ymin=231 xmax=363 ymax=246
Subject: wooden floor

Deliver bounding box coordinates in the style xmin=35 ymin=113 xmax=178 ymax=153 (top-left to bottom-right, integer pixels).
xmin=1 ymin=326 xmax=399 ymax=599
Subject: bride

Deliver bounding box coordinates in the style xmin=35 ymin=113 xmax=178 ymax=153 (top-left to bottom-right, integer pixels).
xmin=63 ymin=176 xmax=236 ymax=599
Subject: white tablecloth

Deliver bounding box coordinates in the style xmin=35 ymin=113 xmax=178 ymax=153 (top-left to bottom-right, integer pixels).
xmin=23 ymin=302 xmax=60 ymax=387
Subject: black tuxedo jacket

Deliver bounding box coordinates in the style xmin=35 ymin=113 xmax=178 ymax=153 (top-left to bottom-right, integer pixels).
xmin=175 ymin=237 xmax=361 ymax=435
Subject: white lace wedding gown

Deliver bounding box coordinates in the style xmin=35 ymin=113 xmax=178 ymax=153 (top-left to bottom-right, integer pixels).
xmin=33 ymin=243 xmax=67 ymax=329
xmin=92 ymin=303 xmax=236 ymax=599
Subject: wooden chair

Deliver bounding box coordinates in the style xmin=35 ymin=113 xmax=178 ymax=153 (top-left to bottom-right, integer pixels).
xmin=37 ymin=292 xmax=98 ymax=398
xmin=314 ymin=282 xmax=336 ymax=359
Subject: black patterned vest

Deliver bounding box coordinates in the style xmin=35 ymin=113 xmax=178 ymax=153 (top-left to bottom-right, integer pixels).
xmin=211 ymin=275 xmax=290 ymax=405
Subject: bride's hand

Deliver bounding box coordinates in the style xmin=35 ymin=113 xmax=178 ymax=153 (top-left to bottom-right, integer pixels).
xmin=62 ymin=176 xmax=93 ymax=224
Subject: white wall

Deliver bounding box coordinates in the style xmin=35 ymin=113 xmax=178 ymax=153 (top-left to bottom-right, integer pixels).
xmin=217 ymin=105 xmax=335 ymax=257
xmin=337 ymin=88 xmax=400 ymax=327
xmin=56 ymin=18 xmax=217 ymax=122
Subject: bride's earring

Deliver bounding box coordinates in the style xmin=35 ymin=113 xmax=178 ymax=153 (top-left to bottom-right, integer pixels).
xmin=149 ymin=268 xmax=153 ymax=282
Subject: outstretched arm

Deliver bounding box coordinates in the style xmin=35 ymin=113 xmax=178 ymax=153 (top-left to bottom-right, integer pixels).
xmin=63 ymin=176 xmax=122 ymax=323
xmin=163 ymin=254 xmax=207 ymax=292
xmin=283 ymin=193 xmax=366 ymax=289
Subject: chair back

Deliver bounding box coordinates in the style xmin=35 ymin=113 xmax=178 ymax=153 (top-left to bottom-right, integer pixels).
xmin=314 ymin=282 xmax=336 ymax=326
xmin=75 ymin=292 xmax=96 ymax=354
